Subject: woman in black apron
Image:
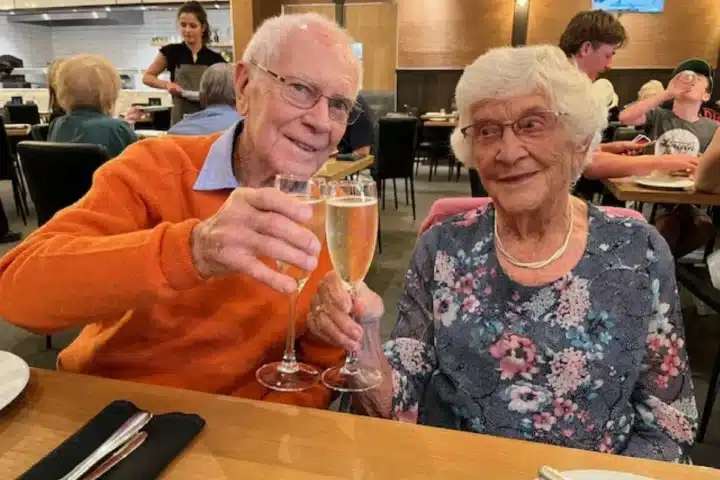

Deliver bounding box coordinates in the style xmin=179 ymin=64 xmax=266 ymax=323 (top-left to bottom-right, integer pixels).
xmin=142 ymin=1 xmax=226 ymax=126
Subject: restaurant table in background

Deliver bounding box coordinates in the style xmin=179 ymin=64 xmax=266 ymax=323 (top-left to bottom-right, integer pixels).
xmin=135 ymin=129 xmax=168 ymax=140
xmin=0 ymin=368 xmax=717 ymax=480
xmin=316 ymin=155 xmax=374 ymax=181
xmin=424 ymin=120 xmax=457 ymax=127
xmin=602 ymin=178 xmax=720 ymax=206
xmin=4 ymin=124 xmax=31 ymax=137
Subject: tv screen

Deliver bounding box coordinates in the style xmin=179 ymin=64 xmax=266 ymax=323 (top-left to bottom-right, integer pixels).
xmin=592 ymin=0 xmax=664 ymax=12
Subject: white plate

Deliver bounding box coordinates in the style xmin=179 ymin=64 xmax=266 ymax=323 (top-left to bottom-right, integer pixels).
xmin=134 ymin=129 xmax=167 ymax=138
xmin=137 ymin=105 xmax=170 ymax=112
xmin=539 ymin=470 xmax=656 ymax=480
xmin=634 ymin=176 xmax=694 ymax=190
xmin=0 ymin=351 xmax=29 ymax=410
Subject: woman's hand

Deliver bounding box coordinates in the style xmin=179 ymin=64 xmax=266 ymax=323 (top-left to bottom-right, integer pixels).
xmin=166 ymin=82 xmax=183 ymax=95
xmin=190 ymin=188 xmax=322 ymax=293
xmin=122 ymin=106 xmax=143 ymax=124
xmin=657 ymin=154 xmax=699 ymax=173
xmin=308 ymin=271 xmax=384 ymax=352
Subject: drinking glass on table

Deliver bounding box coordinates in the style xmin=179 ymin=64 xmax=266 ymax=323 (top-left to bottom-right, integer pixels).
xmin=322 ymin=179 xmax=382 ymax=392
xmin=256 ymin=174 xmax=327 ymax=392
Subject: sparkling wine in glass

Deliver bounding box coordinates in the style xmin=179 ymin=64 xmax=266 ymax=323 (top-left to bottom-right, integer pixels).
xmin=256 ymin=175 xmax=326 ymax=392
xmin=322 ymin=179 xmax=382 ymax=392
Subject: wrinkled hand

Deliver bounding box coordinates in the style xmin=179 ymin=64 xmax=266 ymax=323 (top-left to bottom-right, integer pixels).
xmin=657 ymin=154 xmax=699 ymax=173
xmin=166 ymin=82 xmax=183 ymax=95
xmin=190 ymin=188 xmax=321 ymax=293
xmin=601 ymin=141 xmax=646 ymax=156
xmin=307 ymin=271 xmax=384 ymax=352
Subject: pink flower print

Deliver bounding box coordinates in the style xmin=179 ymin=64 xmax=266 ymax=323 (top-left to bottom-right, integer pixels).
xmin=393 ymin=338 xmax=431 ymax=376
xmin=489 ymin=334 xmax=539 ymax=380
xmin=512 ymin=291 xmax=520 ymax=302
xmin=433 ymin=289 xmax=460 ymax=327
xmin=395 ymin=403 xmax=419 ymax=424
xmin=555 ymin=277 xmax=590 ymax=330
xmin=453 ymin=208 xmax=484 ymax=227
xmin=434 ymin=251 xmax=457 ymax=287
xmin=547 ymin=348 xmax=590 ymax=396
xmin=647 ymin=334 xmax=665 ymax=352
xmin=490 ymin=268 xmax=497 ymax=278
xmin=661 ymin=353 xmax=682 ymax=378
xmin=462 ymin=295 xmax=481 ymax=314
xmin=666 ymin=333 xmax=684 ymax=357
xmin=484 ymin=286 xmax=493 ymax=296
xmin=533 ymin=412 xmax=557 ymax=432
xmin=599 ymin=432 xmax=614 ymax=453
xmin=576 ymin=410 xmax=591 ymax=424
xmin=562 ymin=429 xmax=575 ymax=438
xmin=586 ymin=424 xmax=595 ymax=432
xmin=654 ymin=374 xmax=669 ymax=390
xmin=554 ymin=276 xmax=570 ymax=291
xmin=505 ymin=383 xmax=552 ymax=414
xmin=552 ymin=398 xmax=579 ymax=420
xmin=475 ymin=266 xmax=487 ymax=278
xmin=648 ymin=397 xmax=694 ymax=443
xmin=455 ymin=273 xmax=478 ymax=295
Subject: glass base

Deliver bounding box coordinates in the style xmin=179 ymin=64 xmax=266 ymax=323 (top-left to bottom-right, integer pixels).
xmin=256 ymin=362 xmax=320 ymax=392
xmin=321 ymin=364 xmax=383 ymax=392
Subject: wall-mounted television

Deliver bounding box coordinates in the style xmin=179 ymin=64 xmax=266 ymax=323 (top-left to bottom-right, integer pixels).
xmin=592 ymin=0 xmax=664 ymax=13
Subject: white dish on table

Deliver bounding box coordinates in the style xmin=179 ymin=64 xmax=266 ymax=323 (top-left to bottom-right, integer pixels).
xmin=536 ymin=470 xmax=655 ymax=480
xmin=137 ymin=105 xmax=170 ymax=112
xmin=0 ymin=350 xmax=30 ymax=410
xmin=135 ymin=129 xmax=167 ymax=138
xmin=633 ymin=176 xmax=694 ymax=190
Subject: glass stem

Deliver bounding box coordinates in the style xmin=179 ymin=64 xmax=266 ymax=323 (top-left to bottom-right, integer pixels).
xmin=278 ymin=288 xmax=299 ymax=374
xmin=342 ymin=283 xmax=359 ymax=374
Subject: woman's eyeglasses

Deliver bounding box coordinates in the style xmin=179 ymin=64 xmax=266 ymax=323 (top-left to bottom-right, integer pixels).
xmin=251 ymin=62 xmax=363 ymax=125
xmin=460 ymin=111 xmax=567 ymax=145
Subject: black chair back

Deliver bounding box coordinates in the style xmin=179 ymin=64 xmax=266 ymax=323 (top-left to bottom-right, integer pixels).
xmin=6 ymin=104 xmax=41 ymax=125
xmin=0 ymin=116 xmax=17 ymax=181
xmin=31 ymin=124 xmax=49 ymax=141
xmin=151 ymin=108 xmax=172 ymax=131
xmin=613 ymin=126 xmax=640 ymax=142
xmin=375 ymin=117 xmax=418 ymax=180
xmin=16 ymin=141 xmax=109 ymax=226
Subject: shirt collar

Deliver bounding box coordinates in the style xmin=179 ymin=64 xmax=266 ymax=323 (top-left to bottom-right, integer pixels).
xmin=193 ymin=120 xmax=243 ymax=191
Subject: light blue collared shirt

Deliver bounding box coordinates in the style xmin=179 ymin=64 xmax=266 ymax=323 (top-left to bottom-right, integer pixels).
xmin=193 ymin=120 xmax=243 ymax=191
xmin=169 ymin=105 xmax=243 ymax=136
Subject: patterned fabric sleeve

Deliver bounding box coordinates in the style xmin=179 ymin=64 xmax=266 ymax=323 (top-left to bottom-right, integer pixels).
xmin=623 ymin=229 xmax=698 ymax=461
xmin=383 ymin=229 xmax=439 ymax=423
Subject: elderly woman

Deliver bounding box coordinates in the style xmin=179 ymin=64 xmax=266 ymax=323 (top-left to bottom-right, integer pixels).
xmin=309 ymin=45 xmax=697 ymax=461
xmin=49 ymin=54 xmax=137 ymax=158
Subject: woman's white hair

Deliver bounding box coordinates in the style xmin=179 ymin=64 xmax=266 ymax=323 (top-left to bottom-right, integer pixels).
xmin=242 ymin=13 xmax=363 ymax=95
xmin=450 ymin=44 xmax=608 ymax=181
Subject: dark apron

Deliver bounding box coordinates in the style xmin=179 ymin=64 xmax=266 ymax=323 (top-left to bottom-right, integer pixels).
xmin=171 ymin=64 xmax=208 ymax=126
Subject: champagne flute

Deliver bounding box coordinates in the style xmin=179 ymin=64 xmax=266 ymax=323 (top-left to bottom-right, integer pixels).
xmin=322 ymin=179 xmax=382 ymax=392
xmin=256 ymin=174 xmax=327 ymax=392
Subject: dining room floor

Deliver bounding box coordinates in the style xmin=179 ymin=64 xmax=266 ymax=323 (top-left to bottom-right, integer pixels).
xmin=2 ymin=164 xmax=720 ymax=468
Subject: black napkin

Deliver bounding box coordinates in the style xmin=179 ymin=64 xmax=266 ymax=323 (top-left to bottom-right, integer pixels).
xmin=18 ymin=400 xmax=205 ymax=480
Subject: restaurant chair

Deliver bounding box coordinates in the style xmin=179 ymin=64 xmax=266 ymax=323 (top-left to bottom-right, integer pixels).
xmin=151 ymin=108 xmax=172 ymax=131
xmin=613 ymin=126 xmax=641 ymax=142
xmin=418 ymin=124 xmax=453 ymax=182
xmin=6 ymin=103 xmax=41 ymax=126
xmin=0 ymin=116 xmax=30 ymax=225
xmin=16 ymin=141 xmax=110 ymax=350
xmin=374 ymin=116 xmax=418 ymax=220
xmin=31 ymin=124 xmax=49 ymax=141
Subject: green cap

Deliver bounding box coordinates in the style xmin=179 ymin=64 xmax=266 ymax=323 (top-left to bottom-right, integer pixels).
xmin=672 ymin=58 xmax=714 ymax=93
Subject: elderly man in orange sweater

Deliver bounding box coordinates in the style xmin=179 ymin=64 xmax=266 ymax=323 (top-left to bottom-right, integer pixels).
xmin=0 ymin=13 xmax=367 ymax=409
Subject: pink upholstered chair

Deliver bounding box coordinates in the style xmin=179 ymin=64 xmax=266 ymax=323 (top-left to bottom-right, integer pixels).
xmin=419 ymin=197 xmax=646 ymax=236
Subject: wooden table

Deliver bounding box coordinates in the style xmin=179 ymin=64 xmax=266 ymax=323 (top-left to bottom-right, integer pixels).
xmin=4 ymin=124 xmax=31 ymax=137
xmin=0 ymin=369 xmax=718 ymax=479
xmin=316 ymin=155 xmax=374 ymax=181
xmin=424 ymin=120 xmax=457 ymax=127
xmin=603 ymin=178 xmax=720 ymax=206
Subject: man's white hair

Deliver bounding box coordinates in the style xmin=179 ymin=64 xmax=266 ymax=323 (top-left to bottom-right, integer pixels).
xmin=242 ymin=13 xmax=363 ymax=95
xmin=450 ymin=44 xmax=608 ymax=181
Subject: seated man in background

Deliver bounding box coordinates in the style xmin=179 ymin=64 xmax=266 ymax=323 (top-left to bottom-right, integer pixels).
xmin=0 ymin=13 xmax=362 ymax=408
xmin=337 ymin=92 xmax=374 ymax=156
xmin=48 ymin=54 xmax=137 ymax=158
xmin=168 ymin=63 xmax=242 ymax=135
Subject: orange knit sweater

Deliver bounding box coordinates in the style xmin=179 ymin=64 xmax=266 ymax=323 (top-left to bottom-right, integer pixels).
xmin=0 ymin=135 xmax=344 ymax=408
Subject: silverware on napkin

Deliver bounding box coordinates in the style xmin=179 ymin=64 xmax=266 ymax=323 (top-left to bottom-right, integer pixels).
xmin=83 ymin=431 xmax=148 ymax=480
xmin=538 ymin=466 xmax=571 ymax=480
xmin=59 ymin=411 xmax=153 ymax=480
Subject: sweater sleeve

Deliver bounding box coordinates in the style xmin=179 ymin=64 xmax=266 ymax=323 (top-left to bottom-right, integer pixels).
xmin=0 ymin=141 xmax=206 ymax=333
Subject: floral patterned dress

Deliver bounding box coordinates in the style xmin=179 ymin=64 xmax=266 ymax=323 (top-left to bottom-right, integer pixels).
xmin=384 ymin=203 xmax=697 ymax=462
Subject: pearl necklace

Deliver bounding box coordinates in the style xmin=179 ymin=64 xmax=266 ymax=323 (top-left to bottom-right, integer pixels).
xmin=494 ymin=203 xmax=574 ymax=270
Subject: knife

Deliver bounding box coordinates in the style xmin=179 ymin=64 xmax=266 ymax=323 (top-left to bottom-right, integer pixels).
xmin=83 ymin=431 xmax=148 ymax=480
xmin=59 ymin=411 xmax=153 ymax=480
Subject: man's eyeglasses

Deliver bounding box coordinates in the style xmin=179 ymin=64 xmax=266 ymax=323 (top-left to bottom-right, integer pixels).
xmin=251 ymin=61 xmax=362 ymax=125
xmin=460 ymin=111 xmax=567 ymax=146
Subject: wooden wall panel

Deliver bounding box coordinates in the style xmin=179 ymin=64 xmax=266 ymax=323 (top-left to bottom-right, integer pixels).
xmin=527 ymin=0 xmax=720 ymax=68
xmin=282 ymin=3 xmax=335 ymax=19
xmin=397 ymin=0 xmax=514 ymax=69
xmin=345 ymin=3 xmax=397 ymax=92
